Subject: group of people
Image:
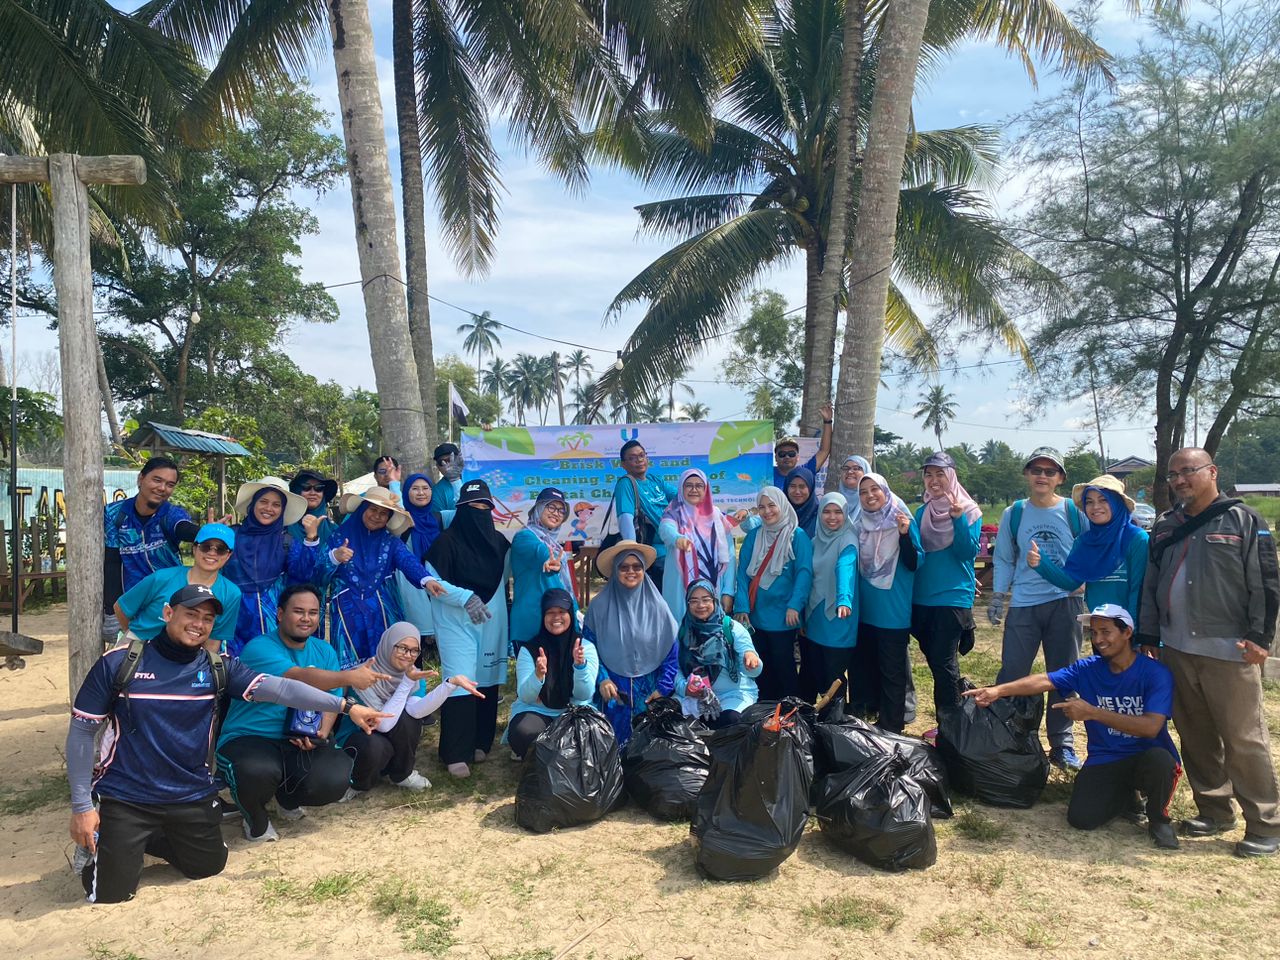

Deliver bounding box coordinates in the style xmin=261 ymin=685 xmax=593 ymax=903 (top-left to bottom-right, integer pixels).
xmin=71 ymin=433 xmax=1279 ymax=902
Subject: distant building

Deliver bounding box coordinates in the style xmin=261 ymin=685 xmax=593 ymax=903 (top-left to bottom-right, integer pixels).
xmin=1106 ymin=456 xmax=1155 ymax=481
xmin=1235 ymin=483 xmax=1280 ymax=498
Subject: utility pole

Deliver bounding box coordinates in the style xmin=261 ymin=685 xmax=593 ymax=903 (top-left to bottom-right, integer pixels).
xmin=552 ymin=352 xmax=566 ymax=426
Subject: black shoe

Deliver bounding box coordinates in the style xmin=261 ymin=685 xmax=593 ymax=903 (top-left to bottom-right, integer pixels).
xmin=1149 ymin=822 xmax=1180 ymax=850
xmin=1234 ymin=834 xmax=1280 ymax=858
xmin=1181 ymin=815 xmax=1237 ymax=837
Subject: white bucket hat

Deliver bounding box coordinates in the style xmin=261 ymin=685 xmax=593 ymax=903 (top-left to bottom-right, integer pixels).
xmin=338 ymin=485 xmax=414 ymax=535
xmin=234 ymin=476 xmax=308 ymax=527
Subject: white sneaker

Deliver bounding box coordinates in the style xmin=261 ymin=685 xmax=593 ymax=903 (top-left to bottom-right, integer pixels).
xmin=510 ymin=750 xmax=522 ymax=762
xmin=393 ymin=770 xmax=432 ymax=791
xmin=277 ymin=804 xmax=305 ymax=822
xmin=446 ymin=762 xmax=471 ymax=779
xmin=243 ymin=819 xmax=279 ymax=843
xmin=473 ymin=749 xmax=488 ymax=764
xmin=338 ymin=787 xmax=367 ymax=803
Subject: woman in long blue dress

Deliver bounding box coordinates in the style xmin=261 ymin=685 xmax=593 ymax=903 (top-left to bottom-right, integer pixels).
xmin=584 ymin=540 xmax=678 ymax=747
xmin=510 ymin=487 xmax=577 ymax=652
xmin=327 ymin=486 xmax=436 ymax=669
xmin=395 ymin=472 xmax=444 ymax=649
xmin=223 ymin=477 xmax=324 ymax=656
xmin=674 ymin=580 xmax=763 ymax=728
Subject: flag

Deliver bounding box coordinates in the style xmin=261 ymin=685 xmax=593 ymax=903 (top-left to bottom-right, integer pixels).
xmin=449 ymin=382 xmax=470 ymax=426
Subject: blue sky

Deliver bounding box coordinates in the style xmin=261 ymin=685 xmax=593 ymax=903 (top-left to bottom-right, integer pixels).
xmin=17 ymin=1 xmax=1185 ymax=460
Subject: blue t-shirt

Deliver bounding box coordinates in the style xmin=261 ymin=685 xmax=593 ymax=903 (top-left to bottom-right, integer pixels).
xmin=613 ymin=474 xmax=676 ymax=556
xmin=218 ymin=633 xmax=342 ymax=745
xmin=116 ymin=566 xmax=242 ymax=648
xmin=1047 ymin=654 xmax=1180 ymax=767
xmin=774 ymin=454 xmax=819 ymax=490
xmin=104 ymin=497 xmax=193 ymax=592
xmin=72 ymin=641 xmax=262 ymax=805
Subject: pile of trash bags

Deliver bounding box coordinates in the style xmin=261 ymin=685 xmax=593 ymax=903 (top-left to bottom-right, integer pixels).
xmin=622 ymin=697 xmax=712 ymax=821
xmin=691 ymin=704 xmax=812 ymax=881
xmin=515 ymin=705 xmax=625 ymax=834
xmin=936 ymin=679 xmax=1050 ymax=808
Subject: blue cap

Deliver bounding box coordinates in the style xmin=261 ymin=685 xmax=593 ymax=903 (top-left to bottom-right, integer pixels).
xmin=1077 ymin=603 xmax=1134 ymax=630
xmin=195 ymin=522 xmax=236 ymax=550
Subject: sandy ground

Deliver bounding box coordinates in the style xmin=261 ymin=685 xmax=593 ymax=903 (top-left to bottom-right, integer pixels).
xmin=2 ymin=605 xmax=1279 ymax=960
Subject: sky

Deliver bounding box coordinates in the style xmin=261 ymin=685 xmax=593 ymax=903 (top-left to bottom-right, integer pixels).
xmin=14 ymin=1 xmax=1187 ymax=462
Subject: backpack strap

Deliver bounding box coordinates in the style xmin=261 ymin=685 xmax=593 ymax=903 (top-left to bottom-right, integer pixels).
xmin=109 ymin=635 xmax=149 ymax=706
xmin=1065 ymin=498 xmax=1082 ymax=537
xmin=205 ymin=647 xmax=230 ymax=774
xmin=1008 ymin=499 xmax=1026 ymax=559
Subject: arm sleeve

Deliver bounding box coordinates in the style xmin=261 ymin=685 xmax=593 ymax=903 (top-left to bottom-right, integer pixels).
xmin=511 ymin=530 xmax=551 ymax=572
xmin=368 ymin=677 xmax=414 ymax=732
xmin=284 ymin=534 xmax=319 ymax=584
xmin=249 ymin=674 xmax=346 ymax=713
xmin=1125 ymin=534 xmax=1149 ymax=634
xmin=389 ymin=536 xmax=432 ymax=585
xmin=658 ymin=518 xmax=679 ymax=549
xmin=899 ymin=524 xmax=921 ymax=573
xmin=735 ymin=531 xmax=754 ymax=612
xmin=572 ymin=640 xmax=600 ymax=704
xmin=718 ymin=542 xmax=736 ymax=598
xmin=406 ymin=680 xmax=458 ymax=719
xmin=787 ymin=530 xmax=814 ymax=612
xmin=66 ymin=720 xmax=99 ymax=814
xmin=615 ymin=478 xmax=637 ymax=540
xmin=103 ymin=549 xmax=124 ymax=614
xmin=1138 ymin=533 xmax=1162 ymax=647
xmin=171 ymin=519 xmax=200 ymax=543
xmin=657 ymin=642 xmax=679 ymax=696
xmin=993 ymin=507 xmax=1015 ymax=595
xmin=116 ymin=573 xmax=158 ymax=622
xmin=1243 ymin=514 xmax=1278 ymax=648
xmin=953 ymin=515 xmax=982 ymax=560
xmin=1031 ymin=553 xmax=1082 ymax=592
xmin=836 ymin=544 xmax=857 ymax=609
xmin=515 ymin=647 xmax=544 ymax=704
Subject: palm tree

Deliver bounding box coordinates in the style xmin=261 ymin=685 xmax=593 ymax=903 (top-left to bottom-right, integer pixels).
xmin=458 ymin=311 xmax=503 ymax=380
xmin=481 ymin=356 xmax=511 ymax=423
xmin=568 ymin=383 xmax=595 ymax=424
xmin=508 ymin=353 xmax=543 ymax=424
xmin=681 ymin=401 xmax=712 ymax=422
xmin=981 ymin=438 xmax=1016 ymax=465
xmin=565 ymin=349 xmax=594 ymax=394
xmin=635 ymin=395 xmax=669 ymax=424
xmin=913 ymin=385 xmax=959 ymax=451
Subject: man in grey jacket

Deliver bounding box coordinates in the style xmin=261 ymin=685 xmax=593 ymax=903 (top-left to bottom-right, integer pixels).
xmin=1138 ymin=448 xmax=1280 ymax=857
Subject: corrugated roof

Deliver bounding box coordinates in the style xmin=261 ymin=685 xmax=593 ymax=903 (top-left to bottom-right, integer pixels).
xmin=126 ymin=422 xmax=252 ymax=457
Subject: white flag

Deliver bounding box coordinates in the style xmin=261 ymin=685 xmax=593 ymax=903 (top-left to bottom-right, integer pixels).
xmin=449 ymin=383 xmax=470 ymax=426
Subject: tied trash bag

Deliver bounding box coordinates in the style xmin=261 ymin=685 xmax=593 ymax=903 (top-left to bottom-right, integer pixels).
xmin=741 ymin=698 xmax=818 ymax=777
xmin=515 ymin=705 xmax=625 ymax=833
xmin=814 ymin=700 xmax=953 ymax=819
xmin=623 ymin=697 xmax=712 ymax=821
xmin=936 ymin=678 xmax=1049 ymax=809
xmin=815 ymin=753 xmax=937 ymax=871
xmin=691 ymin=706 xmax=812 ymax=881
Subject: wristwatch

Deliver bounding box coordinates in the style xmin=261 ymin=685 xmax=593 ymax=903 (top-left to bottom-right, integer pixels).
xmin=340 ymin=696 xmax=357 ymax=715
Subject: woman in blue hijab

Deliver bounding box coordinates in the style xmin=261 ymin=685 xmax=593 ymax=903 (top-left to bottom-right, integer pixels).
xmin=224 ymin=477 xmax=325 ymax=656
xmin=1028 ymin=474 xmax=1147 ymax=629
xmin=396 ymin=472 xmax=444 ymax=649
xmin=784 ymin=466 xmax=819 ymax=538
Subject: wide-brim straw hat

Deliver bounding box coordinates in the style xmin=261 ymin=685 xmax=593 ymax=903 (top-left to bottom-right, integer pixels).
xmin=596 ymin=539 xmax=657 ymax=578
xmin=235 ymin=476 xmax=308 ymax=527
xmin=338 ymin=485 xmax=414 ymax=535
xmin=1071 ymin=474 xmax=1137 ymax=515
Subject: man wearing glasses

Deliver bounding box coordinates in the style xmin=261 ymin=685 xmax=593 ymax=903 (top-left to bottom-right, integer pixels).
xmin=1138 ymin=448 xmax=1280 ymax=857
xmin=989 ymin=446 xmax=1088 ymax=770
xmin=613 ymin=440 xmax=677 ymax=587
xmin=771 ymin=403 xmax=835 ymax=488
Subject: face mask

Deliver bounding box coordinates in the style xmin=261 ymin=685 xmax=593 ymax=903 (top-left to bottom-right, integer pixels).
xmin=439 ymin=455 xmax=463 ymax=481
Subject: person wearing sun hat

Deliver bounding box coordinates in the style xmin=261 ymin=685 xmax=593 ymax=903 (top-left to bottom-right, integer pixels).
xmin=222 ymin=478 xmax=329 ymax=657
xmin=114 ymin=523 xmax=243 ymax=654
xmin=287 ymin=470 xmax=340 ymax=545
xmin=964 ymin=603 xmax=1181 ymax=851
xmin=1026 ymin=473 xmax=1148 ymax=631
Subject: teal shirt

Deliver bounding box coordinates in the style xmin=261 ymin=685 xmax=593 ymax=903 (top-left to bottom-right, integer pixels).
xmin=613 ymin=474 xmax=676 ymax=559
xmin=911 ymin=512 xmax=981 ymax=609
xmin=117 ymin=565 xmax=241 ymax=648
xmin=431 ymin=476 xmax=461 ymax=517
xmin=857 ymin=522 xmax=923 ymax=630
xmin=509 ymin=528 xmax=578 ymax=648
xmin=734 ymin=527 xmax=814 ymax=632
xmin=510 ymin=639 xmax=600 ymax=721
xmin=806 ymin=543 xmax=858 ymax=648
xmin=1032 ymin=529 xmax=1149 ymax=632
xmin=217 ymin=632 xmax=341 ymax=745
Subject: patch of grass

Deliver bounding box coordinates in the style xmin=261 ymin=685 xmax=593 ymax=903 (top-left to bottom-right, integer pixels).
xmin=304 ymin=870 xmax=364 ymax=903
xmin=963 ymin=858 xmax=1008 ymax=892
xmin=957 ymin=650 xmax=1004 ymax=687
xmin=261 ymin=877 xmax=298 ymax=902
xmin=491 ymin=951 xmax=554 ymax=960
xmin=88 ymin=947 xmax=145 ymax=960
xmin=920 ymin=911 xmax=999 ymax=945
xmin=1017 ymin=920 xmax=1062 ymax=949
xmin=371 ymin=877 xmax=459 ymax=955
xmin=801 ymin=894 xmax=902 ymax=932
xmin=954 ymin=809 xmax=1009 ymax=842
xmin=0 ymin=772 xmax=67 ymax=815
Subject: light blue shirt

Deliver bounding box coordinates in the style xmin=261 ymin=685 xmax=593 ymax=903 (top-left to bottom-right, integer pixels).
xmin=857 ymin=522 xmax=923 ymax=630
xmin=511 ymin=639 xmax=599 ymax=720
xmin=993 ymin=499 xmax=1086 ymax=607
xmin=117 ymin=565 xmax=241 ymax=648
xmin=806 ymin=544 xmax=858 ymax=648
xmin=911 ymin=512 xmax=982 ymax=609
xmin=734 ymin=527 xmax=814 ymax=632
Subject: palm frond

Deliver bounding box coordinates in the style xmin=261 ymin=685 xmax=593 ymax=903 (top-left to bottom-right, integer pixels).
xmin=633 ymin=192 xmax=755 ymax=240
xmin=904 ymin=125 xmax=1002 ymax=190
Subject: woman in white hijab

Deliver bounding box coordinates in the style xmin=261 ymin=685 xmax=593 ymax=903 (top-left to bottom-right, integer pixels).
xmin=731 ymin=486 xmax=814 ymax=701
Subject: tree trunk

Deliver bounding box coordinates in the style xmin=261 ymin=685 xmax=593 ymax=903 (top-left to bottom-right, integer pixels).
xmin=327 ymin=0 xmax=430 ymax=472
xmin=95 ymin=334 xmax=124 ymax=449
xmin=830 ymin=0 xmax=930 ymax=476
xmin=49 ymin=155 xmax=105 ymax=696
xmin=392 ymin=0 xmax=439 ymax=467
xmin=800 ymin=242 xmax=823 ymax=435
xmin=807 ymin=0 xmax=864 ymax=442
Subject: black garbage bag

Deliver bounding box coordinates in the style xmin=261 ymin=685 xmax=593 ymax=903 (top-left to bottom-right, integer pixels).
xmin=622 ymin=697 xmax=712 ymax=821
xmin=936 ymin=678 xmax=1049 ymax=809
xmin=814 ymin=700 xmax=953 ymax=819
xmin=691 ymin=710 xmax=812 ymax=881
xmin=515 ymin=705 xmax=625 ymax=833
xmin=741 ymin=698 xmax=818 ymax=776
xmin=815 ymin=753 xmax=937 ymax=871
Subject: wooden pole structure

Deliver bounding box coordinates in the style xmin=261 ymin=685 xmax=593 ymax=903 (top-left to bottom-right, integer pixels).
xmin=0 ymin=154 xmax=145 ymax=694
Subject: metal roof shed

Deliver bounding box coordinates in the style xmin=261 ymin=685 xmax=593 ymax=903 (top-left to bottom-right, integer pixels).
xmin=125 ymin=422 xmax=252 ymax=513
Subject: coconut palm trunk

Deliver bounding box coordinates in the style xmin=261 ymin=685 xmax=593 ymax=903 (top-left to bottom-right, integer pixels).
xmin=808 ymin=0 xmax=864 ymax=442
xmin=326 ymin=0 xmax=429 ymax=470
xmin=392 ymin=0 xmax=439 ymax=458
xmin=831 ymin=0 xmax=930 ymax=467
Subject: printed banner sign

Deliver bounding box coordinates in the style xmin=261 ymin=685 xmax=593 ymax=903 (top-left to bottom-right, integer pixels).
xmin=460 ymin=421 xmax=775 ymax=541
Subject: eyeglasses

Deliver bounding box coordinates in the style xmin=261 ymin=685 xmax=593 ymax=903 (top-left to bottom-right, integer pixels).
xmin=195 ymin=542 xmax=230 ymax=555
xmin=1025 ymin=466 xmax=1060 ymax=477
xmin=1165 ymin=463 xmax=1212 ymax=483
xmin=684 ymin=482 xmax=706 ymax=492
xmin=374 ymin=467 xmax=392 ymax=476
xmin=393 ymin=643 xmax=420 ymax=657
xmin=623 ymin=453 xmax=647 ymax=462
xmin=542 ymin=502 xmax=567 ymax=513
xmin=298 ymin=483 xmax=326 ymax=493
xmin=616 ymin=562 xmax=645 ymax=573
xmin=776 ymin=450 xmax=798 ymax=458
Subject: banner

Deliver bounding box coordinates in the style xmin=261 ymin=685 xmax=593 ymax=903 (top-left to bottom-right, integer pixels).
xmin=460 ymin=421 xmax=775 ymax=541
xmin=0 ymin=468 xmax=139 ymax=530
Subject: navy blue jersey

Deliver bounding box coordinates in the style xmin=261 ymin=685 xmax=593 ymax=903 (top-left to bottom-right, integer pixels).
xmin=72 ymin=641 xmax=265 ymax=805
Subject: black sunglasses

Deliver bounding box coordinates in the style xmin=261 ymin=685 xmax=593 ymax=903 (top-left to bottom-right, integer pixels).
xmin=298 ymin=483 xmax=326 ymax=493
xmin=196 ymin=542 xmax=230 ymax=555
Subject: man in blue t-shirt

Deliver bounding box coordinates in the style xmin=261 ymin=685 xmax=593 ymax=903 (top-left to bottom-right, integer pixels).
xmin=770 ymin=403 xmax=834 ymax=488
xmin=67 ymin=584 xmax=389 ymax=903
xmin=613 ymin=440 xmax=677 ymax=586
xmin=965 ymin=603 xmax=1181 ymax=850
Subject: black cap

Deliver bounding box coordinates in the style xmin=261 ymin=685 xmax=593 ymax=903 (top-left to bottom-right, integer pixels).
xmin=457 ymin=478 xmax=494 ymax=507
xmin=168 ymin=583 xmax=224 ymax=613
xmin=433 ymin=442 xmax=460 ymax=461
xmin=922 ymin=451 xmax=956 ymax=471
xmin=535 ymin=487 xmax=567 ymax=506
xmin=541 ymin=588 xmax=575 ymax=612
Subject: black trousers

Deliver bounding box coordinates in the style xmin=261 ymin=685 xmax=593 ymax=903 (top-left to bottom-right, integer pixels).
xmin=217 ymin=736 xmax=353 ymax=837
xmin=909 ymin=604 xmax=969 ymax=722
xmin=753 ymin=628 xmax=800 ymax=702
xmin=508 ymin=711 xmax=552 ymax=760
xmin=347 ymin=712 xmax=423 ymax=790
xmin=706 ymin=708 xmax=742 ymax=730
xmin=797 ymin=632 xmax=822 ymax=703
xmin=806 ymin=642 xmax=856 ymax=702
xmin=82 ymin=794 xmax=226 ymax=904
xmin=851 ymin=623 xmax=912 ymax=733
xmin=439 ymin=685 xmax=500 ymax=765
xmin=1068 ymin=748 xmax=1180 ymax=830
